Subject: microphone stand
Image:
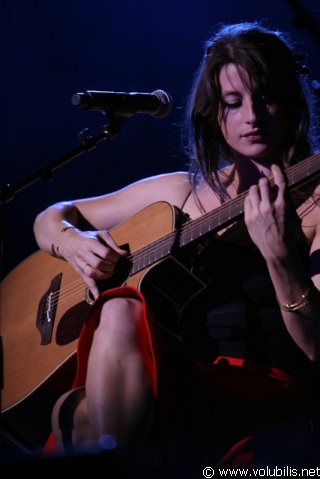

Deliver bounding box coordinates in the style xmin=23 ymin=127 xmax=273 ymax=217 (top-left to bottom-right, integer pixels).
xmin=0 ymin=117 xmax=125 ymax=205
xmin=0 ymin=113 xmax=126 ymax=452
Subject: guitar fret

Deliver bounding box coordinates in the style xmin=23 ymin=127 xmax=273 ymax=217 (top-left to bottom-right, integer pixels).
xmin=132 ymin=234 xmax=175 ymax=274
xmin=5 ymin=154 xmax=320 ymax=413
xmin=128 ymin=152 xmax=320 ymax=277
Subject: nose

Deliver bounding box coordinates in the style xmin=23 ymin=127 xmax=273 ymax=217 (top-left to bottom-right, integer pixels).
xmin=244 ymin=98 xmax=260 ymax=124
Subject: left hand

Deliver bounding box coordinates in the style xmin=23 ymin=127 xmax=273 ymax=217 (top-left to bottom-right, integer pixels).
xmin=244 ymin=164 xmax=298 ymax=262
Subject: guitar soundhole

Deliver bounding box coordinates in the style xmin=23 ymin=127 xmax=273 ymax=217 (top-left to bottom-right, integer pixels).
xmin=56 ymin=301 xmax=93 ymax=345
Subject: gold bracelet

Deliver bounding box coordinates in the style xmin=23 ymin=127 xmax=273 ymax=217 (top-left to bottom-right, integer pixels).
xmin=276 ymin=286 xmax=313 ymax=312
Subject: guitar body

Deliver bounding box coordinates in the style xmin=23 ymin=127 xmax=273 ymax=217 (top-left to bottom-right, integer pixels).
xmin=0 ymin=201 xmax=205 ymax=412
xmin=2 ymin=151 xmax=320 ymax=412
xmin=1 ymin=249 xmax=85 ymax=412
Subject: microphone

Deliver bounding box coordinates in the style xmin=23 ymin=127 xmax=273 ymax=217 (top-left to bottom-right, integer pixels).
xmin=71 ymin=89 xmax=173 ymax=119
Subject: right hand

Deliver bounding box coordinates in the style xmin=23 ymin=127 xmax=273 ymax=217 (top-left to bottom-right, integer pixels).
xmin=59 ymin=228 xmax=128 ymax=300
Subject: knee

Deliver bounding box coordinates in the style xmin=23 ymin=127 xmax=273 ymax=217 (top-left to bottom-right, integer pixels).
xmin=97 ymin=296 xmax=143 ymax=338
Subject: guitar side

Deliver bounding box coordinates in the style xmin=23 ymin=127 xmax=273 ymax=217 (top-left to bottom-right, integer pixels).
xmin=3 ymin=152 xmax=320 ymax=413
xmin=0 ymin=201 xmax=178 ymax=412
xmin=1 ymin=250 xmax=82 ymax=412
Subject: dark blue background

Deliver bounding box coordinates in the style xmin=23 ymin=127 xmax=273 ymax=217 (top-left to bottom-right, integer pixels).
xmin=1 ymin=0 xmax=320 ymax=459
xmin=1 ymin=0 xmax=320 ymax=278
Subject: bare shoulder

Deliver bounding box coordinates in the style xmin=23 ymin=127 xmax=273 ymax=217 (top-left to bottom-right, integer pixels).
xmin=136 ymin=171 xmax=189 ymax=187
xmin=74 ymin=171 xmax=191 ymax=230
xmin=118 ymin=171 xmax=191 ymax=202
xmin=299 ymin=183 xmax=320 ymax=244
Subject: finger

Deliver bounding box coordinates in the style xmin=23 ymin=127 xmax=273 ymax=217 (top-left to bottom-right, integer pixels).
xmin=79 ymin=266 xmax=100 ymax=301
xmin=271 ymin=164 xmax=287 ymax=197
xmin=86 ymin=281 xmax=99 ymax=302
xmin=96 ymin=258 xmax=118 ymax=274
xmin=257 ymin=177 xmax=272 ymax=203
xmin=246 ymin=184 xmax=261 ymax=209
xmin=82 ymin=257 xmax=115 ymax=277
xmin=98 ymin=230 xmax=129 ymax=256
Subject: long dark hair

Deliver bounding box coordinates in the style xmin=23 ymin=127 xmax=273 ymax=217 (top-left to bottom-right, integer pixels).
xmin=183 ymin=21 xmax=319 ymax=205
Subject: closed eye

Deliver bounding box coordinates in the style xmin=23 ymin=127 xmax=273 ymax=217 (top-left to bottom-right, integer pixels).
xmin=222 ymin=101 xmax=242 ymax=110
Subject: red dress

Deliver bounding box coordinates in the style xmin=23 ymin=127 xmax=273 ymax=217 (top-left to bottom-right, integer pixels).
xmin=43 ymin=284 xmax=314 ymax=470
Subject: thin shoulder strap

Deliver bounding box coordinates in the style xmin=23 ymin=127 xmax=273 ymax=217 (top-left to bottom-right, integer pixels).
xmin=180 ymin=190 xmax=192 ymax=211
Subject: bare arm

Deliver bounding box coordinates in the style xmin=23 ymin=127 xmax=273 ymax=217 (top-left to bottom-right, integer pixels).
xmin=33 ymin=171 xmax=190 ymax=299
xmin=244 ymin=164 xmax=320 ymax=361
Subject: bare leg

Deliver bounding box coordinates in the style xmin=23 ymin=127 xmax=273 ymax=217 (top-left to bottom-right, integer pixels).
xmin=51 ymin=387 xmax=89 ymax=455
xmin=51 ymin=297 xmax=155 ymax=458
xmin=86 ymin=297 xmax=155 ymax=450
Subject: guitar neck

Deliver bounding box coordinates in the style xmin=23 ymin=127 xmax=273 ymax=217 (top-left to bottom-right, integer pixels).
xmin=129 ymin=152 xmax=320 ymax=276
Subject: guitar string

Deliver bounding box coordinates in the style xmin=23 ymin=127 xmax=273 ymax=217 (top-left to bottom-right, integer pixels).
xmin=46 ymin=190 xmax=246 ymax=310
xmin=45 ymin=278 xmax=87 ymax=311
xmin=46 ymin=154 xmax=320 ymax=313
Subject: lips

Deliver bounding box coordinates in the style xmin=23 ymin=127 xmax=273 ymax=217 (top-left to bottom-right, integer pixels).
xmin=242 ymin=130 xmax=266 ymax=140
xmin=243 ymin=129 xmax=264 ymax=137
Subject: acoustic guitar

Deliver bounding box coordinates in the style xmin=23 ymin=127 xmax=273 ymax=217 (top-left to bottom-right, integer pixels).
xmin=1 ymin=152 xmax=320 ymax=412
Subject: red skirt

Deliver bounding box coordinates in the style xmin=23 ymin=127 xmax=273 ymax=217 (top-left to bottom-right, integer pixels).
xmin=43 ymin=285 xmax=313 ymax=468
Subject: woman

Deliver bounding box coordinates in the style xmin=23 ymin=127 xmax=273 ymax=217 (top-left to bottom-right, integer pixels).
xmin=34 ymin=21 xmax=320 ymax=473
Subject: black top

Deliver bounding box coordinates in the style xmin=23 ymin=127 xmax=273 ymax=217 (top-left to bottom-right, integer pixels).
xmin=178 ymin=221 xmax=318 ymax=388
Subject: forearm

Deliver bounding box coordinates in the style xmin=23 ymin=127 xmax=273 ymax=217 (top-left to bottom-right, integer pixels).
xmin=33 ymin=201 xmax=80 ymax=257
xmin=266 ymin=251 xmax=320 ymax=361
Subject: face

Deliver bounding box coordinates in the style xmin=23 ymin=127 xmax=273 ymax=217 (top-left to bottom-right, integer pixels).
xmin=218 ymin=63 xmax=285 ymax=164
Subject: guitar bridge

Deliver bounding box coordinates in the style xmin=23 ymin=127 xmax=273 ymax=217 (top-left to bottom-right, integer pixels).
xmin=36 ymin=273 xmax=62 ymax=345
